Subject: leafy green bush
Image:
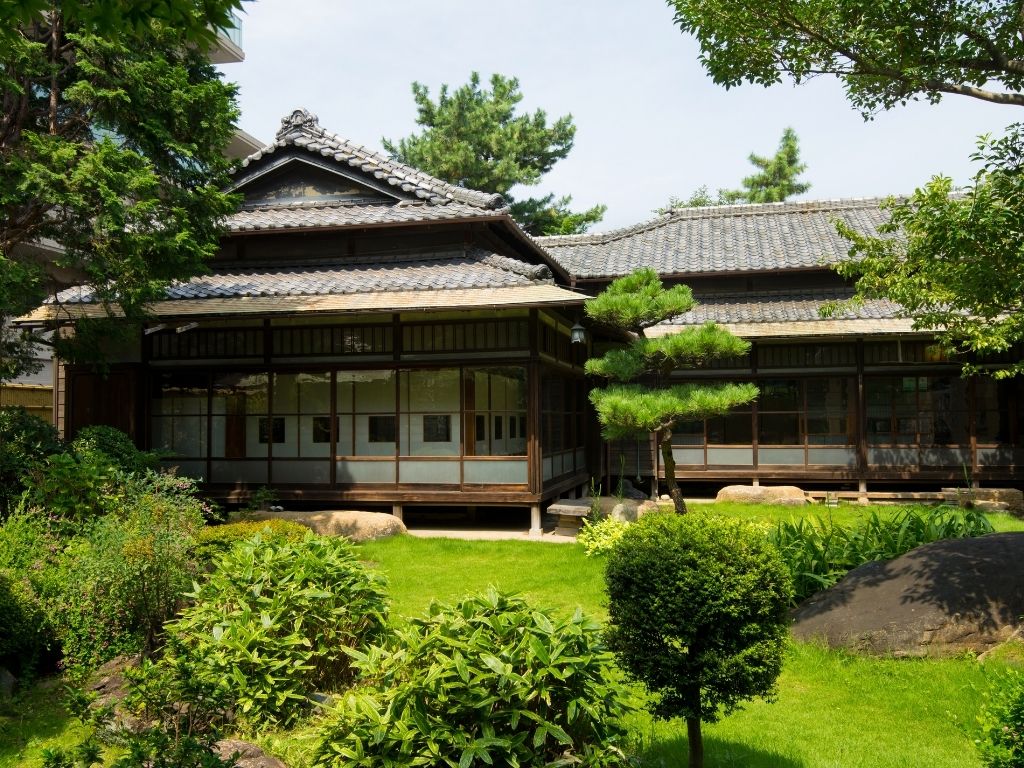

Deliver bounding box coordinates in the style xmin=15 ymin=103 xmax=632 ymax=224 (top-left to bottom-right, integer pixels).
xmin=0 ymin=568 xmax=49 ymax=679
xmin=605 ymin=512 xmax=792 ymax=768
xmin=577 ymin=516 xmax=629 ymax=556
xmin=191 ymin=519 xmax=309 ymax=567
xmin=25 ymin=451 xmax=114 ymax=522
xmin=770 ymin=506 xmax=995 ymax=603
xmin=313 ymin=588 xmax=632 ymax=768
xmin=52 ymin=490 xmax=204 ymax=671
xmin=0 ymin=407 xmax=62 ymax=518
xmin=168 ymin=533 xmax=389 ymax=728
xmin=71 ymin=425 xmax=160 ymax=474
xmin=978 ymin=667 xmax=1024 ymax=767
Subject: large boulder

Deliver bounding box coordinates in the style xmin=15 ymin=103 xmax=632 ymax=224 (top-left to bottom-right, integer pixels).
xmin=942 ymin=487 xmax=1023 ymax=516
xmin=716 ymin=485 xmax=807 ymax=506
xmin=250 ymin=510 xmax=406 ymax=542
xmin=791 ymin=533 xmax=1024 ymax=657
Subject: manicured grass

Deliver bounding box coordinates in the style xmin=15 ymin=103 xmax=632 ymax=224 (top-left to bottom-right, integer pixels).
xmin=357 ymin=535 xmax=608 ymax=620
xmin=0 ymin=681 xmax=93 ymax=768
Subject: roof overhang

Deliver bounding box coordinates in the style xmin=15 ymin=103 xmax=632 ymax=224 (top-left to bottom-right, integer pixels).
xmin=19 ymin=285 xmax=586 ymax=323
xmin=649 ymin=318 xmax=921 ymax=339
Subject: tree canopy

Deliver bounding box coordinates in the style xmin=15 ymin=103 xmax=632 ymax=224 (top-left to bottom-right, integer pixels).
xmin=1 ymin=2 xmax=242 ymax=380
xmin=829 ymin=127 xmax=1024 ymax=377
xmin=656 ymin=128 xmax=810 ymax=213
xmin=668 ymin=0 xmax=1024 ymax=376
xmin=667 ymin=0 xmax=1024 ymax=117
xmin=584 ymin=269 xmax=757 ymax=513
xmin=383 ymin=72 xmax=605 ymax=236
xmin=605 ymin=513 xmax=792 ymax=768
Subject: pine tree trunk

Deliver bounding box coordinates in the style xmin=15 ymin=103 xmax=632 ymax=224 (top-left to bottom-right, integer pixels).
xmin=660 ymin=429 xmax=688 ymax=514
xmin=687 ymin=717 xmax=704 ymax=768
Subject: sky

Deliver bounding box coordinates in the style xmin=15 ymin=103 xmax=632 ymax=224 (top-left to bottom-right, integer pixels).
xmin=220 ymin=0 xmax=1015 ymax=231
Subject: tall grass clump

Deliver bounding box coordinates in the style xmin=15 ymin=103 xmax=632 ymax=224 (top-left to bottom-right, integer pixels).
xmin=770 ymin=505 xmax=993 ymax=603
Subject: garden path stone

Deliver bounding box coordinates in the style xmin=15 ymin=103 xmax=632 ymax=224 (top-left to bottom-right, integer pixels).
xmin=251 ymin=510 xmax=407 ymax=541
xmin=86 ymin=654 xmax=145 ymax=732
xmin=791 ymin=532 xmax=1024 ymax=657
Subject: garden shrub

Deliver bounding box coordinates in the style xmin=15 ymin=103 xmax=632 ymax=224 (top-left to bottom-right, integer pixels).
xmin=71 ymin=425 xmax=160 ymax=474
xmin=978 ymin=667 xmax=1024 ymax=767
xmin=313 ymin=588 xmax=632 ymax=768
xmin=0 ymin=568 xmax=49 ymax=680
xmin=0 ymin=406 xmax=62 ymax=518
xmin=25 ymin=451 xmax=114 ymax=522
xmin=770 ymin=505 xmax=995 ymax=603
xmin=577 ymin=516 xmax=629 ymax=556
xmin=52 ymin=490 xmax=204 ymax=671
xmin=191 ymin=518 xmax=309 ymax=567
xmin=605 ymin=512 xmax=792 ymax=768
xmin=167 ymin=533 xmax=389 ymax=728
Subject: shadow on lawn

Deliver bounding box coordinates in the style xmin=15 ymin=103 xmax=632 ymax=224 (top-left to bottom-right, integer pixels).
xmin=639 ymin=734 xmax=806 ymax=768
xmin=0 ymin=681 xmax=77 ymax=767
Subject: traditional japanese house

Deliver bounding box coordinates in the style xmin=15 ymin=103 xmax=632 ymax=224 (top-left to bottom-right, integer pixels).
xmin=539 ymin=200 xmax=1023 ymax=497
xmin=25 ymin=111 xmax=1023 ymax=517
xmin=28 ymin=110 xmax=594 ymax=530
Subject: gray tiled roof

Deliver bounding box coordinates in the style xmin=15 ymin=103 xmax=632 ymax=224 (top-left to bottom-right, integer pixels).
xmin=54 ymin=248 xmax=553 ymax=304
xmin=237 ymin=109 xmax=504 ymax=209
xmin=538 ymin=198 xmax=892 ymax=278
xmin=227 ymin=200 xmax=501 ymax=233
xmin=669 ymin=288 xmax=904 ymax=326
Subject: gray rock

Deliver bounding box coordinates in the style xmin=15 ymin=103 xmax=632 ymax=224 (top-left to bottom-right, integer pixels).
xmin=250 ymin=510 xmax=407 ymax=542
xmin=610 ymin=501 xmax=640 ymax=523
xmin=215 ymin=739 xmax=288 ymax=768
xmin=716 ymin=485 xmax=807 ymax=506
xmin=791 ymin=533 xmax=1024 ymax=657
xmin=616 ymin=478 xmax=648 ymax=500
xmin=87 ymin=654 xmax=145 ymax=732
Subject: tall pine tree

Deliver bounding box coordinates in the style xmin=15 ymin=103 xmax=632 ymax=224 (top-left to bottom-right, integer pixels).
xmin=383 ymin=72 xmax=605 ymax=236
xmin=584 ymin=269 xmax=758 ymax=513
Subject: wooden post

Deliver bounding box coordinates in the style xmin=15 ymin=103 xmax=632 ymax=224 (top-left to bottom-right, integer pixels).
xmin=392 ymin=504 xmax=404 ymax=522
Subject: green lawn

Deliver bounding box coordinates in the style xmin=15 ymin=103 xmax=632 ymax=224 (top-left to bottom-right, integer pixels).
xmin=6 ymin=504 xmax=1020 ymax=768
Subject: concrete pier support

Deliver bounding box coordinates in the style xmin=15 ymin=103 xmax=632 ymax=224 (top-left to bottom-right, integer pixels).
xmin=529 ymin=503 xmax=542 ymax=538
xmin=391 ymin=504 xmax=404 ymax=522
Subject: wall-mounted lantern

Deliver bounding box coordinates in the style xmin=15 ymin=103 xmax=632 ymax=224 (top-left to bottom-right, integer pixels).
xmin=570 ymin=322 xmax=587 ymax=344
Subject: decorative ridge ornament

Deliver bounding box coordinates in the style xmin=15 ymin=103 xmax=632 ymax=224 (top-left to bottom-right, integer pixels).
xmin=277 ymin=108 xmax=320 ymax=139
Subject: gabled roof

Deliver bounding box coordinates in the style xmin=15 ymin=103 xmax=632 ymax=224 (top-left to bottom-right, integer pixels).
xmin=233 ymin=109 xmax=504 ymax=210
xmin=538 ymin=198 xmax=892 ymax=279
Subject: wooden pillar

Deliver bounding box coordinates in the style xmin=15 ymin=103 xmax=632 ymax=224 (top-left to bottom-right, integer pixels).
xmin=391 ymin=504 xmax=404 ymax=522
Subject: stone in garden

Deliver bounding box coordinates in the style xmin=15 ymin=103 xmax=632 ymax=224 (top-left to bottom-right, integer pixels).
xmin=215 ymin=739 xmax=288 ymax=768
xmin=87 ymin=654 xmax=145 ymax=732
xmin=610 ymin=501 xmax=641 ymax=522
xmin=791 ymin=532 xmax=1024 ymax=657
xmin=975 ymin=500 xmax=1009 ymax=513
xmin=617 ymin=478 xmax=648 ymax=500
xmin=941 ymin=487 xmax=1023 ymax=516
xmin=251 ymin=510 xmax=407 ymax=541
xmin=637 ymin=500 xmax=661 ymax=517
xmin=716 ymin=485 xmax=807 ymax=505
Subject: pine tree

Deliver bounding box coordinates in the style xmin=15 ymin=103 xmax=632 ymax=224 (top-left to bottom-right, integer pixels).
xmin=722 ymin=127 xmax=810 ymax=203
xmin=383 ymin=72 xmax=605 ymax=236
xmin=584 ymin=269 xmax=758 ymax=513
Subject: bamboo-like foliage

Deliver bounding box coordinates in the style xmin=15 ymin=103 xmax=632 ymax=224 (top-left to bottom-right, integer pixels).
xmin=584 ymin=269 xmax=757 ymax=513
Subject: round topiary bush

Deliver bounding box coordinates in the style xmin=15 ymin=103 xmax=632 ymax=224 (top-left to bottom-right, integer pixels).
xmin=168 ymin=533 xmax=389 ymax=728
xmin=313 ymin=588 xmax=632 ymax=768
xmin=605 ymin=512 xmax=792 ymax=768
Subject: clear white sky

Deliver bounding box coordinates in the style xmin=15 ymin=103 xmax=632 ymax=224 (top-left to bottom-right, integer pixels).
xmin=221 ymin=0 xmax=1015 ymax=230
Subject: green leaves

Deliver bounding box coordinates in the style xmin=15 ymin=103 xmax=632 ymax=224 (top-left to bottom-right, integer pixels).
xmin=604 ymin=512 xmax=792 ymax=729
xmin=668 ymin=0 xmax=1024 ymax=115
xmin=590 ymin=382 xmax=757 ymax=439
xmin=831 ymin=124 xmax=1024 ymax=378
xmin=584 ymin=268 xmax=695 ymax=334
xmin=382 ymin=72 xmax=604 ymax=236
xmin=313 ymin=590 xmax=632 ymax=767
xmin=168 ymin=534 xmax=390 ymax=728
xmin=769 ymin=506 xmax=994 ymax=604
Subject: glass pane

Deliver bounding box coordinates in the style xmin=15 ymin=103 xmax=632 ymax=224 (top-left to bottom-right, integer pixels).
xmin=707 ymin=412 xmax=752 ymax=444
xmin=758 ymin=413 xmax=801 ymax=445
xmin=347 ymin=370 xmax=395 ymax=412
xmin=759 ymin=379 xmax=801 ymax=411
xmin=401 ymin=369 xmax=459 ymax=411
xmin=210 ymin=373 xmax=269 ymax=458
xmin=274 ymin=372 xmax=331 ymax=413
